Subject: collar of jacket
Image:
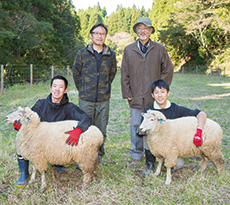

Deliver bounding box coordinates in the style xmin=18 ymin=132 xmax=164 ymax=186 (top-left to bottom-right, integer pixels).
xmin=132 ymin=39 xmax=155 ymax=55
xmin=87 ymin=43 xmax=112 ymax=56
xmin=47 ymin=93 xmax=69 ymax=110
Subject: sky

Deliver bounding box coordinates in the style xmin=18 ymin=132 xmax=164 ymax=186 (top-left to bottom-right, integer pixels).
xmin=72 ymin=0 xmax=153 ymax=15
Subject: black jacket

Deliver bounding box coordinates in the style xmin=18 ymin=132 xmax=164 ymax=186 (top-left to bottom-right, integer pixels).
xmin=145 ymin=102 xmax=200 ymax=119
xmin=32 ymin=93 xmax=91 ymax=132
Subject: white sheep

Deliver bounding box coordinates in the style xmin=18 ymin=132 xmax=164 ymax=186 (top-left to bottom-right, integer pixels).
xmin=139 ymin=110 xmax=225 ymax=185
xmin=6 ymin=107 xmax=103 ymax=191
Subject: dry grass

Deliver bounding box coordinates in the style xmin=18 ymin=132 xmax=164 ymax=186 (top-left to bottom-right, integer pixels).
xmin=0 ymin=72 xmax=230 ymax=204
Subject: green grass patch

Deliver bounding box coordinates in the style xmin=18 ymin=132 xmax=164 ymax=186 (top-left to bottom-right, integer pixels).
xmin=0 ymin=73 xmax=230 ymax=203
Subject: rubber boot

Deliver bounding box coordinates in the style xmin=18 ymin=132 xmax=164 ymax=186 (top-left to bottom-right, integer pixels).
xmin=54 ymin=165 xmax=66 ymax=175
xmin=142 ymin=149 xmax=156 ymax=177
xmin=16 ymin=158 xmax=30 ymax=187
xmin=98 ymin=156 xmax=108 ymax=166
xmin=75 ymin=163 xmax=82 ymax=171
xmin=172 ymin=158 xmax=184 ymax=172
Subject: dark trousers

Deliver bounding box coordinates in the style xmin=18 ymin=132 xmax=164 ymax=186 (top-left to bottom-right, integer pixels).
xmin=79 ymin=98 xmax=110 ymax=157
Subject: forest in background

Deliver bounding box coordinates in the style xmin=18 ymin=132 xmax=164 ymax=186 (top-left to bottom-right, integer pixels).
xmin=0 ymin=0 xmax=230 ymax=75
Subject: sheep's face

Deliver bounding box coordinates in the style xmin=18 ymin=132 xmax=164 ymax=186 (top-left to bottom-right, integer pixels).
xmin=139 ymin=110 xmax=167 ymax=132
xmin=17 ymin=107 xmax=35 ymax=124
xmin=6 ymin=107 xmax=39 ymax=127
xmin=140 ymin=113 xmax=158 ymax=132
xmin=6 ymin=107 xmax=25 ymax=123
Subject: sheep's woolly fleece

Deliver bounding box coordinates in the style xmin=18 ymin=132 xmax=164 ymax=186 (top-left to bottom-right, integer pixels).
xmin=140 ymin=110 xmax=225 ymax=185
xmin=6 ymin=107 xmax=103 ymax=191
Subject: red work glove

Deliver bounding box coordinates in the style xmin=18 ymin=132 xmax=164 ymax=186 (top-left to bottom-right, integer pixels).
xmin=13 ymin=120 xmax=21 ymax=131
xmin=65 ymin=127 xmax=83 ymax=146
xmin=193 ymin=127 xmax=203 ymax=147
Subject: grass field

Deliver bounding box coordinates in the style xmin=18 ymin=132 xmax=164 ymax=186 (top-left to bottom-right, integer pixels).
xmin=0 ymin=72 xmax=230 ymax=204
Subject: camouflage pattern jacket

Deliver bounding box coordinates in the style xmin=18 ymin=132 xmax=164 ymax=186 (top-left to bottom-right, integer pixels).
xmin=73 ymin=43 xmax=117 ymax=102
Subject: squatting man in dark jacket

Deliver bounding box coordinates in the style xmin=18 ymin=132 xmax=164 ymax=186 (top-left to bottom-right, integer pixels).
xmin=13 ymin=75 xmax=91 ymax=187
xmin=121 ymin=17 xmax=174 ymax=166
xmin=138 ymin=79 xmax=207 ymax=177
xmin=72 ymin=23 xmax=117 ymax=165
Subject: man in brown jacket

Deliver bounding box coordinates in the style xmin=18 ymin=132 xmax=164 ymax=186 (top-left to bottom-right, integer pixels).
xmin=121 ymin=17 xmax=173 ymax=165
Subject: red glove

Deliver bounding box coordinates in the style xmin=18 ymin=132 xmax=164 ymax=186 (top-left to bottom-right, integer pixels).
xmin=13 ymin=120 xmax=21 ymax=131
xmin=65 ymin=127 xmax=83 ymax=146
xmin=193 ymin=127 xmax=202 ymax=147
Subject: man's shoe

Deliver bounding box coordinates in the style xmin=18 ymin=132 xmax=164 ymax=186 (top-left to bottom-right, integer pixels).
xmin=142 ymin=162 xmax=154 ymax=177
xmin=172 ymin=158 xmax=184 ymax=172
xmin=142 ymin=149 xmax=155 ymax=177
xmin=16 ymin=158 xmax=30 ymax=187
xmin=54 ymin=165 xmax=66 ymax=175
xmin=131 ymin=159 xmax=139 ymax=166
xmin=98 ymin=158 xmax=108 ymax=166
xmin=75 ymin=163 xmax=82 ymax=171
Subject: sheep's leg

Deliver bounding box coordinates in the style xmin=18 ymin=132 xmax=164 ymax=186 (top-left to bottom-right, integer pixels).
xmin=165 ymin=167 xmax=172 ymax=185
xmin=51 ymin=165 xmax=56 ymax=180
xmin=154 ymin=158 xmax=163 ymax=176
xmin=40 ymin=171 xmax=47 ymax=192
xmin=82 ymin=172 xmax=94 ymax=190
xmin=209 ymin=153 xmax=225 ymax=174
xmin=200 ymin=153 xmax=209 ymax=172
xmin=79 ymin=156 xmax=98 ymax=190
xmin=29 ymin=165 xmax=37 ymax=184
xmin=164 ymin=156 xmax=177 ymax=185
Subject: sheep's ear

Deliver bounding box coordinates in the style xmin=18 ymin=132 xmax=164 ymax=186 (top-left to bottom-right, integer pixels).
xmin=18 ymin=106 xmax=23 ymax=111
xmin=141 ymin=112 xmax=145 ymax=116
xmin=25 ymin=107 xmax=31 ymax=112
xmin=17 ymin=107 xmax=26 ymax=115
xmin=147 ymin=109 xmax=153 ymax=114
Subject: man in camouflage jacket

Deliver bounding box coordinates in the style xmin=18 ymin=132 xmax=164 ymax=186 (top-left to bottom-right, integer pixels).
xmin=72 ymin=23 xmax=117 ymax=164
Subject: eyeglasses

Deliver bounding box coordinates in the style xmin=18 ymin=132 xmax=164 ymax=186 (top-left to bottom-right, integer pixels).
xmin=92 ymin=32 xmax=106 ymax=36
xmin=137 ymin=27 xmax=150 ymax=31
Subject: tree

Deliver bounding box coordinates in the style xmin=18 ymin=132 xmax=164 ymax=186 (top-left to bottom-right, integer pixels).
xmin=0 ymin=0 xmax=82 ymax=65
xmin=77 ymin=4 xmax=105 ymax=44
xmin=0 ymin=2 xmax=15 ymax=63
xmin=172 ymin=0 xmax=230 ymax=65
xmin=149 ymin=0 xmax=178 ymax=41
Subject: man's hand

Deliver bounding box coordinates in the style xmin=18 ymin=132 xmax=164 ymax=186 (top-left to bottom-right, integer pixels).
xmin=13 ymin=120 xmax=21 ymax=131
xmin=65 ymin=127 xmax=83 ymax=146
xmin=193 ymin=127 xmax=202 ymax=146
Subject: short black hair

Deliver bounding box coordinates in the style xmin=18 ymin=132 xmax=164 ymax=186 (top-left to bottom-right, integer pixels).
xmin=50 ymin=75 xmax=68 ymax=89
xmin=90 ymin=23 xmax=108 ymax=34
xmin=151 ymin=79 xmax=170 ymax=93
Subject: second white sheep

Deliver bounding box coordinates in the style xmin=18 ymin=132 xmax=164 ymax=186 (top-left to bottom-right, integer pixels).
xmin=139 ymin=110 xmax=225 ymax=185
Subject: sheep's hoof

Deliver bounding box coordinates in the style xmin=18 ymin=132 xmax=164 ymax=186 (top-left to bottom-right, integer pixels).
xmin=80 ymin=187 xmax=86 ymax=193
xmin=165 ymin=179 xmax=171 ymax=185
xmin=81 ymin=184 xmax=88 ymax=191
xmin=40 ymin=186 xmax=47 ymax=193
xmin=28 ymin=180 xmax=33 ymax=185
xmin=154 ymin=172 xmax=160 ymax=176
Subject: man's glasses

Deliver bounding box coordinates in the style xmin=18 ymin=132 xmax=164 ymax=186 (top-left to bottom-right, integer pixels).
xmin=137 ymin=27 xmax=150 ymax=31
xmin=92 ymin=32 xmax=106 ymax=36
